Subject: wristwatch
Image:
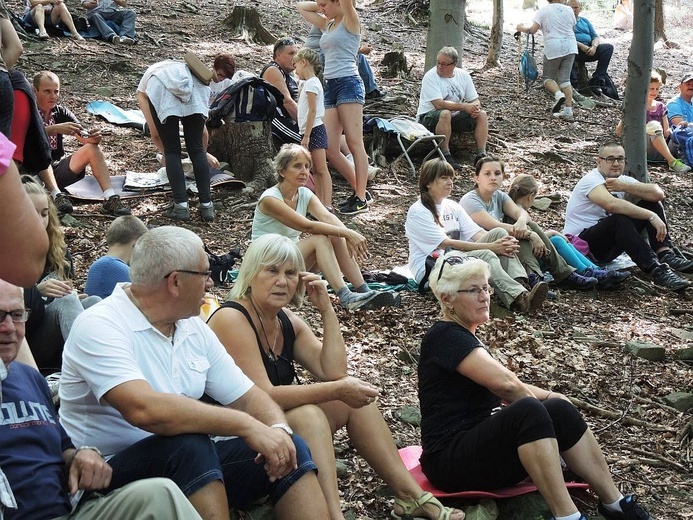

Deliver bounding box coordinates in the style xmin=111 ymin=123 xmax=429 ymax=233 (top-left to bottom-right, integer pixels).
xmin=75 ymin=446 xmax=104 ymax=458
xmin=270 ymin=422 xmax=294 ymax=436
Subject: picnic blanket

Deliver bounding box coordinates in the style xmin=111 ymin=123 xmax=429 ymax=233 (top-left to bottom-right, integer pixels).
xmin=398 ymin=446 xmax=589 ymax=499
xmin=86 ymin=100 xmax=147 ymax=132
xmin=64 ymin=170 xmax=244 ymax=200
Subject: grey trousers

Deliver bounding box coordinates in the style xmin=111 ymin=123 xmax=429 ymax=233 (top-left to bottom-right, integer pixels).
xmin=59 ymin=478 xmax=201 ymax=519
xmin=516 ymin=222 xmax=575 ymax=283
xmin=474 ymin=228 xmax=528 ymax=309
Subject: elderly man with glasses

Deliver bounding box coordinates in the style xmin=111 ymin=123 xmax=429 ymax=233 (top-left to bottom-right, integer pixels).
xmin=563 ymin=141 xmax=692 ymax=292
xmin=58 ymin=226 xmax=330 ymax=520
xmin=416 ymin=46 xmax=489 ymax=169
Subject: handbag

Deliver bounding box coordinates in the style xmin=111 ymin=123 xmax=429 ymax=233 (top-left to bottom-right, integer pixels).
xmin=519 ymin=33 xmax=539 ymax=90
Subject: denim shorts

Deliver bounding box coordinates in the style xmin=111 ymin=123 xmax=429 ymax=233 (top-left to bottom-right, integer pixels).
xmin=324 ymin=75 xmax=365 ymax=109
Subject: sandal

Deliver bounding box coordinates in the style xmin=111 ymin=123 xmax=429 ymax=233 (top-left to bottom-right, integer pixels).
xmin=390 ymin=492 xmax=464 ymax=520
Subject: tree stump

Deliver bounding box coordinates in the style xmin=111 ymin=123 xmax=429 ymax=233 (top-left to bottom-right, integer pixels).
xmin=222 ymin=6 xmax=276 ymax=45
xmin=381 ymin=50 xmax=408 ymax=78
xmin=208 ymin=121 xmax=276 ymax=195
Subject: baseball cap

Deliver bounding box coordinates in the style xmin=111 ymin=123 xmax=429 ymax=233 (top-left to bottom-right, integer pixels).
xmin=681 ymin=72 xmax=693 ymax=83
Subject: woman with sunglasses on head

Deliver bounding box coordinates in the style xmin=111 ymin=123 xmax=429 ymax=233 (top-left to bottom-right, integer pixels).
xmin=406 ymin=159 xmax=547 ymax=312
xmin=296 ymin=0 xmax=372 ymax=215
xmin=419 ymin=251 xmax=656 ymax=520
xmin=461 ymin=155 xmax=599 ymax=292
xmin=208 ymin=234 xmax=464 ymax=520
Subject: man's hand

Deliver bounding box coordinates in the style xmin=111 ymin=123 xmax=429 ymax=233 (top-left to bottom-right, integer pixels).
xmin=68 ymin=449 xmax=112 ymax=495
xmin=649 ymin=215 xmax=667 ymax=242
xmin=529 ymin=232 xmax=548 ymax=257
xmin=335 ymin=376 xmax=379 ymax=408
xmin=55 ymin=122 xmax=82 ymax=136
xmin=358 ymin=44 xmax=372 ymax=55
xmin=246 ymin=423 xmax=297 ymax=482
xmin=585 ymin=45 xmax=597 ymax=57
xmin=75 ymin=128 xmax=102 ymax=145
xmin=604 ymin=177 xmax=628 ymax=193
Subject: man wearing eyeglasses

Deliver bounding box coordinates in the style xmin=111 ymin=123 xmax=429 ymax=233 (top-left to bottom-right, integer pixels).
xmin=58 ymin=226 xmax=329 ymax=519
xmin=0 ymin=278 xmax=204 ymax=520
xmin=416 ymin=46 xmax=489 ymax=169
xmin=563 ymin=141 xmax=692 ymax=291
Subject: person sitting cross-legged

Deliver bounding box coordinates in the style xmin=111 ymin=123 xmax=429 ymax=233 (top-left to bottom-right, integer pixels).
xmin=32 ymin=70 xmax=130 ymax=216
xmin=207 ymin=234 xmax=465 ymax=520
xmin=0 ymin=277 xmax=204 ymax=520
xmin=59 ymin=226 xmax=331 ymax=520
xmin=80 ymin=0 xmax=136 ymax=45
xmin=416 ymin=46 xmax=488 ymax=169
xmin=564 ymin=141 xmax=692 ymax=292
xmin=84 ymin=215 xmax=148 ymax=298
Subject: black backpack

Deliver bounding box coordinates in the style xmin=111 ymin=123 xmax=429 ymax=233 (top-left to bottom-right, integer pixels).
xmin=205 ymin=245 xmax=243 ymax=287
xmin=208 ymin=76 xmax=284 ymax=128
xmin=590 ymin=73 xmax=620 ymax=100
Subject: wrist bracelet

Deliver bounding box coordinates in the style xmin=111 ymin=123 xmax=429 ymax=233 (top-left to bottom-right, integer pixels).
xmin=75 ymin=446 xmax=104 ymax=458
xmin=546 ymin=392 xmax=553 ymax=400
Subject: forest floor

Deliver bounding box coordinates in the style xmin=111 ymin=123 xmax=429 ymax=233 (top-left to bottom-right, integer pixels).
xmin=8 ymin=0 xmax=693 ymax=517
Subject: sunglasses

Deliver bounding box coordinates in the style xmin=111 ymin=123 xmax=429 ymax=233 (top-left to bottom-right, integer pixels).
xmin=437 ymin=255 xmax=469 ymax=282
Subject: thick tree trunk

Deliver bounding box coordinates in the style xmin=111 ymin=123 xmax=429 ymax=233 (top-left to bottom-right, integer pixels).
xmin=425 ymin=0 xmax=466 ymax=71
xmin=222 ymin=6 xmax=277 ymax=45
xmin=622 ymin=0 xmax=655 ymax=183
xmin=208 ymin=121 xmax=276 ymax=194
xmin=485 ymin=0 xmax=504 ymax=68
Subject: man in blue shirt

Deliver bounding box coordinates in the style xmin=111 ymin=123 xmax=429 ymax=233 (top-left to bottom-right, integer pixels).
xmin=667 ymin=72 xmax=693 ymax=166
xmin=568 ymin=0 xmax=613 ymax=95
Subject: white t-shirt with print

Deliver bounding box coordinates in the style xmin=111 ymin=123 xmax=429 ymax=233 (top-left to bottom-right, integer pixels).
xmin=417 ymin=67 xmax=479 ymax=117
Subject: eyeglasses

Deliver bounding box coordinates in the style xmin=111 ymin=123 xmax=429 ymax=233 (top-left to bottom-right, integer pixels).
xmin=599 ymin=156 xmax=626 ymax=164
xmin=436 ymin=60 xmax=457 ymax=68
xmin=164 ymin=269 xmax=212 ymax=279
xmin=0 ymin=309 xmax=31 ymax=323
xmin=437 ymin=255 xmax=469 ymax=282
xmin=457 ymin=285 xmax=494 ymax=297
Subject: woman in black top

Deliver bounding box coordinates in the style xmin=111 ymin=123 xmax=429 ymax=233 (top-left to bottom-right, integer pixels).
xmin=208 ymin=233 xmax=463 ymax=520
xmin=419 ymin=251 xmax=655 ymax=520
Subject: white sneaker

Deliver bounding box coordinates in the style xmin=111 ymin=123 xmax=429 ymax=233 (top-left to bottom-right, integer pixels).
xmin=367 ymin=164 xmax=381 ymax=181
xmin=552 ymin=107 xmax=573 ymax=120
xmin=552 ymin=91 xmax=566 ymax=113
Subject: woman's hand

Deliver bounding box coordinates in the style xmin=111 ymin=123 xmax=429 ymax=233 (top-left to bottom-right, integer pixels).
xmin=511 ymin=221 xmax=530 ymax=240
xmin=490 ymin=235 xmax=520 ymax=257
xmin=529 ymin=232 xmax=547 ymax=257
xmin=301 ymin=272 xmax=332 ymax=313
xmin=335 ymin=376 xmax=380 ymax=408
xmin=343 ymin=229 xmax=368 ymax=262
xmin=38 ymin=278 xmax=73 ymax=298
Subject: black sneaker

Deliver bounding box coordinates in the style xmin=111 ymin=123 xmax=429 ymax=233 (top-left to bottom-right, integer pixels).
xmin=54 ymin=192 xmax=73 ymax=214
xmin=102 ymin=195 xmax=131 ymax=216
xmin=365 ymin=89 xmax=387 ymax=100
xmin=651 ymin=264 xmax=690 ymax=291
xmin=658 ymin=249 xmax=693 ymax=274
xmin=559 ymin=271 xmax=598 ymax=290
xmin=338 ymin=195 xmax=368 ymax=215
xmin=473 ymin=152 xmax=487 ymax=166
xmin=162 ymin=202 xmax=191 ymax=221
xmin=597 ymin=495 xmax=655 ymax=520
xmin=443 ymin=154 xmax=461 ymax=169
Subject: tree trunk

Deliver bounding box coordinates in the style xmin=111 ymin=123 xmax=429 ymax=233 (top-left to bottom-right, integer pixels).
xmin=653 ymin=0 xmax=666 ymax=43
xmin=207 ymin=121 xmax=276 ymax=194
xmin=222 ymin=6 xmax=277 ymax=45
xmin=485 ymin=0 xmax=504 ymax=68
xmin=425 ymin=0 xmax=466 ymax=71
xmin=622 ymin=0 xmax=655 ymax=183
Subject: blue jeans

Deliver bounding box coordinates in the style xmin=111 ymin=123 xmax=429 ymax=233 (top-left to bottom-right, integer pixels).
xmin=357 ymin=54 xmax=378 ymax=94
xmin=324 ymin=75 xmax=364 ymax=109
xmin=105 ymin=433 xmax=318 ymax=510
xmin=87 ymin=9 xmax=136 ymax=39
xmin=570 ymin=43 xmax=614 ymax=86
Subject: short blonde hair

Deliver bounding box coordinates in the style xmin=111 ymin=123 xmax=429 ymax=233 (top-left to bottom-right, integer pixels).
xmin=429 ymin=252 xmax=489 ymax=313
xmin=230 ymin=234 xmax=307 ymax=307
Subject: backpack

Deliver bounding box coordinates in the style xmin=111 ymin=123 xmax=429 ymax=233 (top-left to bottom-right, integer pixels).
xmin=519 ymin=33 xmax=539 ymax=90
xmin=590 ymin=73 xmax=620 ymax=100
xmin=207 ymin=76 xmax=284 ymax=128
xmin=205 ymin=245 xmax=243 ymax=287
xmin=670 ymin=125 xmax=693 ymax=167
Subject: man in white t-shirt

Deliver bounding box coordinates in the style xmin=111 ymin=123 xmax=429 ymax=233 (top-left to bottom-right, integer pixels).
xmin=416 ymin=46 xmax=488 ymax=169
xmin=59 ymin=226 xmax=329 ymax=519
xmin=564 ymin=142 xmax=692 ymax=291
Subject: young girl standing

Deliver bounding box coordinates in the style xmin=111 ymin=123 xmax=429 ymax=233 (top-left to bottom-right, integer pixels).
xmin=615 ymin=70 xmax=691 ymax=173
xmin=294 ymin=47 xmax=332 ymax=208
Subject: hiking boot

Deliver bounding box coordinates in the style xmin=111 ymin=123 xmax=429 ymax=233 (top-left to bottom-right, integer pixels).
xmin=162 ymin=202 xmax=191 ymax=221
xmin=552 ymin=91 xmax=566 ymax=113
xmin=658 ymin=249 xmax=693 ymax=273
xmin=651 ymin=264 xmax=690 ymax=291
xmin=559 ymin=271 xmax=598 ymax=290
xmin=120 ymin=36 xmax=135 ymax=45
xmin=102 ymin=195 xmax=131 ymax=216
xmin=54 ymin=192 xmax=73 ymax=214
xmin=528 ymin=281 xmax=549 ymax=310
xmin=669 ymin=159 xmax=691 ymax=173
xmin=339 ymin=195 xmax=369 ymax=215
xmin=199 ymin=202 xmax=215 ymax=222
xmin=473 ymin=152 xmax=487 ymax=166
xmin=597 ymin=495 xmax=655 ymax=520
xmin=510 ymin=291 xmax=531 ymax=312
xmin=528 ymin=272 xmax=544 ymax=287
xmin=109 ymin=34 xmax=121 ymax=44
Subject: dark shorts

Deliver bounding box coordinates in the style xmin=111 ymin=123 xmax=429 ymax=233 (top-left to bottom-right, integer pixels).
xmin=324 ymin=75 xmax=364 ymax=109
xmin=53 ymin=155 xmax=85 ymax=190
xmin=307 ymin=124 xmax=328 ymax=151
xmin=419 ymin=109 xmax=477 ymax=134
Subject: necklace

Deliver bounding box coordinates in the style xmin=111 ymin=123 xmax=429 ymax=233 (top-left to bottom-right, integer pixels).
xmin=127 ymin=287 xmax=175 ymax=341
xmin=249 ymin=298 xmax=279 ymax=361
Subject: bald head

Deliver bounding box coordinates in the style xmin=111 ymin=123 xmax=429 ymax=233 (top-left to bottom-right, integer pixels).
xmin=0 ymin=279 xmax=26 ymax=367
